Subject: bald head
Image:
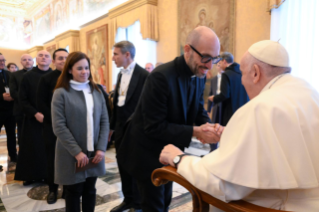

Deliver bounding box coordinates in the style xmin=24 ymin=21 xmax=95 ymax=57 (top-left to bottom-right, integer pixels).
xmin=184 ymin=26 xmax=220 ymax=78
xmin=36 ymin=50 xmax=52 ymax=70
xmin=186 ymin=26 xmax=220 ymax=48
xmin=20 ymin=54 xmax=34 ymax=71
xmin=145 ymin=63 xmax=154 ymax=73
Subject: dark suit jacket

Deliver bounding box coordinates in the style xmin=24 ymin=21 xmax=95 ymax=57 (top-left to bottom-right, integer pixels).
xmin=9 ymin=69 xmax=28 ymax=116
xmin=213 ymin=62 xmax=249 ymax=125
xmin=117 ymin=55 xmax=210 ymax=181
xmin=110 ymin=63 xmax=149 ymax=149
xmin=0 ymin=70 xmax=14 ymax=115
xmin=207 ymin=75 xmax=222 ymax=124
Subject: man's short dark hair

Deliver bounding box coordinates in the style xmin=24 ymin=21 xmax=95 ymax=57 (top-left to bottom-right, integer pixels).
xmin=220 ymin=52 xmax=234 ymax=64
xmin=113 ymin=41 xmax=136 ymax=59
xmin=53 ymin=48 xmax=68 ymax=60
xmin=0 ymin=53 xmax=2 ymax=55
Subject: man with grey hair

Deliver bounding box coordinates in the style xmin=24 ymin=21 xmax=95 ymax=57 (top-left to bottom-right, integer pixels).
xmin=160 ymin=40 xmax=319 ymax=211
xmin=110 ymin=41 xmax=149 ymax=212
xmin=15 ymin=50 xmax=52 ymax=186
xmin=208 ymin=52 xmax=249 ymax=126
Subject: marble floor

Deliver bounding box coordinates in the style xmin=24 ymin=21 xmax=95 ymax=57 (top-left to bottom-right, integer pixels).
xmin=0 ymin=137 xmax=210 ymax=212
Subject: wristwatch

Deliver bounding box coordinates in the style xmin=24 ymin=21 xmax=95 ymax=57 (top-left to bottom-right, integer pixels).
xmin=173 ymin=153 xmax=190 ymax=167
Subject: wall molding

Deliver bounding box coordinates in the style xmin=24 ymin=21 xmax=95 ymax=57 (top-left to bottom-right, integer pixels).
xmin=109 ymin=0 xmax=157 ymax=19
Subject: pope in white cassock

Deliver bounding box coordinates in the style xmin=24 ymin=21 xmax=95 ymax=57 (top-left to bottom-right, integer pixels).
xmin=160 ymin=40 xmax=319 ymax=211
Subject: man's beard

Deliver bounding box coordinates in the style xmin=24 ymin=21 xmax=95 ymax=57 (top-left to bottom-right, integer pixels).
xmin=189 ymin=55 xmax=207 ymax=79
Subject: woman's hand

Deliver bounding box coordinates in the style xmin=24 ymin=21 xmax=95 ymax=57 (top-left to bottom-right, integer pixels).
xmin=92 ymin=150 xmax=105 ymax=164
xmin=75 ymin=152 xmax=89 ymax=168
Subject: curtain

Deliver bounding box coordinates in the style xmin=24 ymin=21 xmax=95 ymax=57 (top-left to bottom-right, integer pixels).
xmin=109 ymin=2 xmax=159 ymax=49
xmin=270 ymin=0 xmax=319 ymax=91
xmin=268 ymin=0 xmax=286 ymax=11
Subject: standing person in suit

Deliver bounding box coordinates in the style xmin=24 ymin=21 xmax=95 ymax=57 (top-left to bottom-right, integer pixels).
xmin=37 ymin=48 xmax=69 ymax=204
xmin=52 ymin=51 xmax=109 ymax=212
xmin=207 ymin=61 xmax=224 ymax=152
xmin=9 ymin=54 xmax=34 ymax=147
xmin=0 ymin=53 xmax=17 ymax=163
xmin=117 ymin=26 xmax=221 ymax=212
xmin=208 ymin=52 xmax=249 ymax=126
xmin=14 ymin=50 xmax=52 ymax=185
xmin=109 ymin=41 xmax=148 ymax=212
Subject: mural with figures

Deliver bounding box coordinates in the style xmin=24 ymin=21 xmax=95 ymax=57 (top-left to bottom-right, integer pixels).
xmin=178 ymin=0 xmax=235 ymax=54
xmin=0 ymin=0 xmax=127 ymax=49
xmin=86 ymin=25 xmax=108 ymax=88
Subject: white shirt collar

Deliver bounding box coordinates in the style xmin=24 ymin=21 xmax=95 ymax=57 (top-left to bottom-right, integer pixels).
xmin=121 ymin=61 xmax=136 ymax=75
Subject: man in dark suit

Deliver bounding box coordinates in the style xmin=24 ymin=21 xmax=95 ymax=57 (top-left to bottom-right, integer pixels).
xmin=110 ymin=41 xmax=149 ymax=212
xmin=0 ymin=53 xmax=17 ymax=163
xmin=37 ymin=48 xmax=68 ymax=204
xmin=208 ymin=52 xmax=249 ymax=126
xmin=117 ymin=26 xmax=222 ymax=212
xmin=9 ymin=54 xmax=34 ymax=147
xmin=207 ymin=61 xmax=224 ymax=152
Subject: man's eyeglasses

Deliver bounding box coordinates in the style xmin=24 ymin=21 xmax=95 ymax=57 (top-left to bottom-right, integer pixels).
xmin=189 ymin=45 xmax=221 ymax=64
xmin=0 ymin=60 xmax=6 ymax=63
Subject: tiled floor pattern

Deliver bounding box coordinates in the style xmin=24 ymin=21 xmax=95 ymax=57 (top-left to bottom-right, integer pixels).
xmin=0 ymin=138 xmax=209 ymax=212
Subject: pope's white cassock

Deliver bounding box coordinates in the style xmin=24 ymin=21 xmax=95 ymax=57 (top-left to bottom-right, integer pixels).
xmin=178 ymin=73 xmax=319 ymax=211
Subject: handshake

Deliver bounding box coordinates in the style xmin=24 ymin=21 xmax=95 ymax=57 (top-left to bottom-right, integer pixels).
xmin=193 ymin=123 xmax=225 ymax=144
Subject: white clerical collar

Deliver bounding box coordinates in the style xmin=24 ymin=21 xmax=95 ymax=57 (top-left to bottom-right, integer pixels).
xmin=121 ymin=61 xmax=136 ymax=75
xmin=260 ymin=73 xmax=289 ymax=93
xmin=70 ymin=80 xmax=90 ymax=91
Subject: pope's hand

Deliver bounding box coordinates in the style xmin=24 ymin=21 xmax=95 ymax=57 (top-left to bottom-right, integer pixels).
xmin=196 ymin=123 xmax=223 ymax=144
xmin=159 ymin=144 xmax=184 ymax=167
xmin=208 ymin=95 xmax=214 ymax=102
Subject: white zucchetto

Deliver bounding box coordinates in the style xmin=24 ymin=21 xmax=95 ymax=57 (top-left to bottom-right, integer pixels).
xmin=248 ymin=40 xmax=289 ymax=67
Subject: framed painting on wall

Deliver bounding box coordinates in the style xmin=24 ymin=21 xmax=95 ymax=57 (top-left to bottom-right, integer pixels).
xmin=86 ymin=24 xmax=109 ymax=91
xmin=46 ymin=44 xmax=57 ymax=70
xmin=178 ymin=0 xmax=235 ymax=106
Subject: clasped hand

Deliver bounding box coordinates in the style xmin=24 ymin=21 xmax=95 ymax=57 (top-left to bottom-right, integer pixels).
xmin=196 ymin=123 xmax=225 ymax=144
xmin=75 ymin=150 xmax=105 ymax=167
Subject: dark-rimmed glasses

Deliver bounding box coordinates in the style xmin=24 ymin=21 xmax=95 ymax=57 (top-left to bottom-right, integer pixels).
xmin=189 ymin=44 xmax=221 ymax=64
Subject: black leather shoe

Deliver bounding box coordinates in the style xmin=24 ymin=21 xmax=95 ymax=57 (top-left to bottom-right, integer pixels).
xmin=47 ymin=192 xmax=57 ymax=204
xmin=128 ymin=209 xmax=142 ymax=212
xmin=23 ymin=181 xmax=34 ymax=186
xmin=110 ymin=202 xmax=133 ymax=212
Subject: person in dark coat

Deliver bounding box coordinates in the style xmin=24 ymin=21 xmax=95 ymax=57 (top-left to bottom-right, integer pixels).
xmin=110 ymin=41 xmax=149 ymax=212
xmin=37 ymin=48 xmax=68 ymax=204
xmin=207 ymin=61 xmax=224 ymax=152
xmin=14 ymin=50 xmax=52 ymax=185
xmin=0 ymin=53 xmax=17 ymax=163
xmin=117 ymin=26 xmax=221 ymax=212
xmin=9 ymin=54 xmax=34 ymax=147
xmin=208 ymin=52 xmax=249 ymax=126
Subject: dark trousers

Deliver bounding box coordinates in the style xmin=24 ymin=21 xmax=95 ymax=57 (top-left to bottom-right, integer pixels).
xmin=0 ymin=113 xmax=17 ymax=161
xmin=15 ymin=115 xmax=23 ymax=146
xmin=136 ymin=177 xmax=172 ymax=212
xmin=64 ymin=177 xmax=97 ymax=212
xmin=45 ymin=137 xmax=58 ymax=192
xmin=118 ymin=163 xmax=141 ymax=209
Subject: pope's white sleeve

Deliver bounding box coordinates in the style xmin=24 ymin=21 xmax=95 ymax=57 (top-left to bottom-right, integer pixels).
xmin=177 ymin=156 xmax=255 ymax=202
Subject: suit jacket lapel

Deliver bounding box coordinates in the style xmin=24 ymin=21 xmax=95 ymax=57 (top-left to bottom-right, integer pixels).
xmin=125 ymin=65 xmax=140 ymax=104
xmin=178 ymin=76 xmax=187 ymax=123
xmin=213 ymin=76 xmax=218 ymax=95
xmin=113 ymin=72 xmax=122 ymax=108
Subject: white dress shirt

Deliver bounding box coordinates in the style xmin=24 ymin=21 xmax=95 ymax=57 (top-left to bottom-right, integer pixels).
xmin=70 ymin=80 xmax=94 ymax=152
xmin=117 ymin=61 xmax=136 ymax=107
xmin=216 ymin=73 xmax=222 ymax=94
